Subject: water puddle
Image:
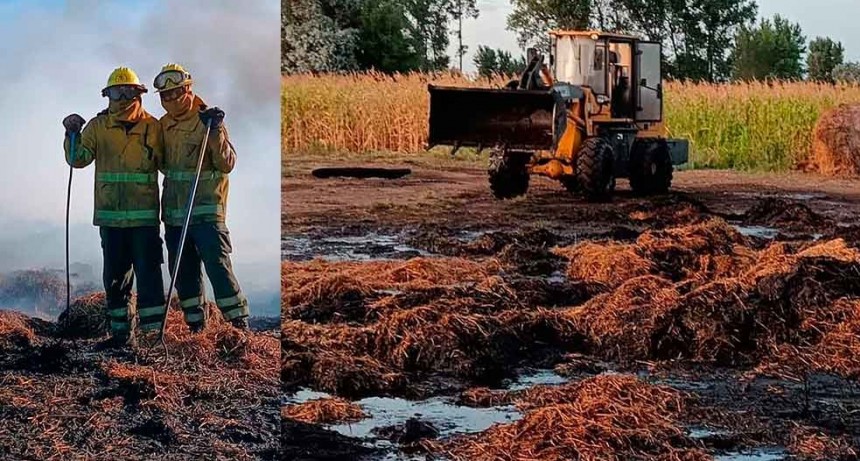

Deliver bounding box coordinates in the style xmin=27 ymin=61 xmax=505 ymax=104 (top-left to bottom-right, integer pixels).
xmin=715 ymin=448 xmax=786 ymax=461
xmin=282 ymin=233 xmax=431 ymax=261
xmin=737 ymin=192 xmax=824 ymax=202
xmin=508 ymin=369 xmax=569 ymax=391
xmin=546 ymin=271 xmax=568 ymax=284
xmin=689 ymin=426 xmax=730 ymax=439
xmin=732 ymin=225 xmax=779 ymax=239
xmin=288 ymin=389 xmax=520 ymax=442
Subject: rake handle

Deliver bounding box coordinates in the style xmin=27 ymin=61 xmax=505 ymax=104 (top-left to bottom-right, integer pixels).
xmin=155 ymin=119 xmax=213 ymax=350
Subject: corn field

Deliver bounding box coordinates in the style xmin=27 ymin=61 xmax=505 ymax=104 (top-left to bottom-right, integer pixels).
xmin=282 ymin=72 xmax=860 ymax=171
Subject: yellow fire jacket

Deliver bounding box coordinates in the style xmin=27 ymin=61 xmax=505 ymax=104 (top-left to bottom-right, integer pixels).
xmin=64 ymin=112 xmax=164 ymax=228
xmin=159 ymin=96 xmax=236 ymax=226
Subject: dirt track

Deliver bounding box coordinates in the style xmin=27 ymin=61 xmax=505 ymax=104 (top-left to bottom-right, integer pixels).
xmin=284 ymin=157 xmax=860 ymax=240
xmin=283 ymin=154 xmax=860 ymax=460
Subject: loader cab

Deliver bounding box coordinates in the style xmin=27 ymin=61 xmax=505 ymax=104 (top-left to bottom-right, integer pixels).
xmin=549 ymin=31 xmax=663 ymax=123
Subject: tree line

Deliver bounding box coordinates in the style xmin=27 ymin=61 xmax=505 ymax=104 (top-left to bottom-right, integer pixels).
xmin=282 ymin=0 xmax=859 ymax=83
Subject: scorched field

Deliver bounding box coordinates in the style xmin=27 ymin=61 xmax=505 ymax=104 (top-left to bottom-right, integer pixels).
xmin=282 ymin=74 xmax=860 ymax=461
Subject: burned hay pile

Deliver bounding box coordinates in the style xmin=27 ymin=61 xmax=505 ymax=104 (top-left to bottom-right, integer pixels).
xmin=437 ymin=374 xmax=707 ymax=461
xmin=555 ymin=219 xmax=755 ymax=285
xmin=0 ymin=310 xmax=36 ymax=351
xmin=744 ymin=197 xmax=831 ymax=231
xmin=627 ymin=194 xmax=713 ymax=228
xmin=284 ymin=219 xmax=860 ymax=397
xmin=57 ymin=291 xmax=108 ymax=338
xmin=554 ymin=242 xmax=654 ymax=288
xmin=282 ymin=257 xmax=498 ymax=322
xmin=788 ymin=425 xmax=858 ymax=461
xmin=281 ymin=262 xmax=592 ymax=395
xmin=635 ymin=219 xmax=752 ymax=281
xmin=283 ymin=397 xmax=367 ymax=424
xmin=557 ymin=219 xmax=860 ymax=368
xmin=810 ymin=103 xmax=860 ymax=177
xmin=1 ymin=297 xmax=280 ymax=459
xmin=569 ymin=275 xmax=679 ymax=362
xmin=408 ymin=228 xmax=558 ymax=257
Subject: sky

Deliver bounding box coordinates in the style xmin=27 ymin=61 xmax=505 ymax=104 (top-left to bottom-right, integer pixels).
xmin=448 ymin=0 xmax=860 ymax=73
xmin=0 ymin=0 xmax=281 ymax=316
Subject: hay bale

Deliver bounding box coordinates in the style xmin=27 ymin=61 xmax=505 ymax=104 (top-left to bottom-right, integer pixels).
xmin=810 ymin=104 xmax=860 ymax=176
xmin=283 ymin=397 xmax=367 ymax=424
xmin=57 ymin=292 xmax=108 ymax=339
xmin=555 ymin=242 xmax=654 ymax=288
xmin=0 ymin=310 xmax=36 ymax=350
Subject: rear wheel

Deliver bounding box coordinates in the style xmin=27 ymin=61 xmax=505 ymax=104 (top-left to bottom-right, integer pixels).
xmin=575 ymin=137 xmax=613 ymax=202
xmin=630 ymin=139 xmax=673 ymax=195
xmin=488 ymin=148 xmax=530 ymax=199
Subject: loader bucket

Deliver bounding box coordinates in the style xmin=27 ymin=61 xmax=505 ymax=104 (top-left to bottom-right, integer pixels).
xmin=428 ymin=85 xmax=556 ymax=151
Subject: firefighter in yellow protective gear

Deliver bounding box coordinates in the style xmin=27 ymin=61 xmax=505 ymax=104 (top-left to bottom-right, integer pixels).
xmin=62 ymin=67 xmax=166 ymax=347
xmin=154 ymin=63 xmax=249 ymax=331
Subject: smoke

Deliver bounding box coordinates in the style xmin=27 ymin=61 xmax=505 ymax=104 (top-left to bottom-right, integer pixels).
xmin=0 ymin=0 xmax=280 ymax=317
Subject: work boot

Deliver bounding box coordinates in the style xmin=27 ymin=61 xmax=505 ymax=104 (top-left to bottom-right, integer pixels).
xmin=230 ymin=317 xmax=249 ymax=331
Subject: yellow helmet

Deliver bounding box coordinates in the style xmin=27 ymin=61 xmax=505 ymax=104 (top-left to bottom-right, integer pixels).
xmin=154 ymin=63 xmax=193 ymax=92
xmin=103 ymin=67 xmax=146 ymax=91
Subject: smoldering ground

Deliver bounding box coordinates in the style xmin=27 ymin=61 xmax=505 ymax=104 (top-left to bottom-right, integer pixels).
xmin=0 ymin=0 xmax=280 ymax=317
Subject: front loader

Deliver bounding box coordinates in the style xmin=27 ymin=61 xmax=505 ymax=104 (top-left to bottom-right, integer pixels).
xmin=428 ymin=30 xmax=689 ymax=201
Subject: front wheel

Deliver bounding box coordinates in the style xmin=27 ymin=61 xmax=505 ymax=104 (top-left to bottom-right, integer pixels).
xmin=488 ymin=148 xmax=530 ymax=200
xmin=575 ymin=137 xmax=613 ymax=202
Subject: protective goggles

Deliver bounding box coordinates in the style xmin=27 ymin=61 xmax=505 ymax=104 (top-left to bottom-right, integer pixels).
xmin=154 ymin=70 xmax=191 ymax=91
xmin=102 ymin=85 xmax=145 ymax=101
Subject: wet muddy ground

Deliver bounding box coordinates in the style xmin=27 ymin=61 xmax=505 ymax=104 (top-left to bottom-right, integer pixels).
xmin=282 ymin=154 xmax=860 ymax=460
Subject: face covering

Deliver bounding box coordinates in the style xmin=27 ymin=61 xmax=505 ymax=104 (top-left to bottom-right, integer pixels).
xmin=108 ymin=96 xmax=144 ymax=123
xmin=161 ymin=90 xmax=196 ymax=119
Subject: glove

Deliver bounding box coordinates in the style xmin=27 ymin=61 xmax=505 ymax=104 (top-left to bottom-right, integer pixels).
xmin=199 ymin=106 xmax=225 ymax=129
xmin=63 ymin=114 xmax=86 ymax=134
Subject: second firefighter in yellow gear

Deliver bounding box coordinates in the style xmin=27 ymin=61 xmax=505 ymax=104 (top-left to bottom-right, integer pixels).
xmin=62 ymin=67 xmax=167 ymax=346
xmin=155 ymin=63 xmax=249 ymax=330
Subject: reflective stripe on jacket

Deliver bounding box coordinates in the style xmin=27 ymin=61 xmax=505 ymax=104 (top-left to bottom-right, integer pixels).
xmin=64 ymin=112 xmax=163 ymax=227
xmin=160 ymin=96 xmax=235 ymax=226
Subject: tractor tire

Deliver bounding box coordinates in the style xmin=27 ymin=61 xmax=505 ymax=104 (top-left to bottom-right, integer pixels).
xmin=629 ymin=139 xmax=673 ymax=196
xmin=575 ymin=137 xmax=613 ymax=202
xmin=488 ymin=149 xmax=530 ymax=199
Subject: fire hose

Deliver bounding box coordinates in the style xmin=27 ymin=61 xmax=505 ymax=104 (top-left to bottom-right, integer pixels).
xmin=65 ymin=132 xmax=77 ymax=313
xmin=153 ymin=119 xmax=213 ymax=354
